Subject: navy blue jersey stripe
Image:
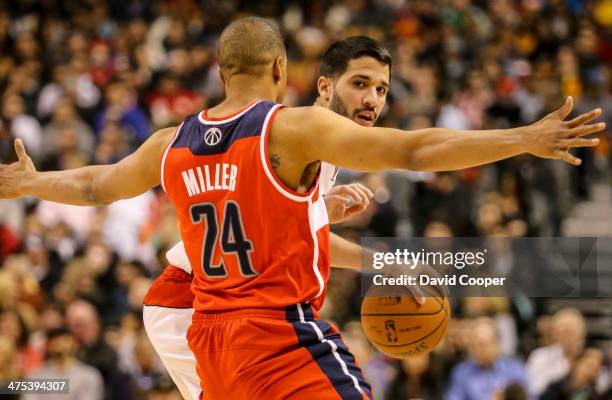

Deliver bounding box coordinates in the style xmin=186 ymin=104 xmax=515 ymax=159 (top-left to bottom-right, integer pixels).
xmin=315 ymin=319 xmax=372 ymax=399
xmin=285 ymin=303 xmax=372 ymax=400
xmin=171 ymin=101 xmax=277 ymax=156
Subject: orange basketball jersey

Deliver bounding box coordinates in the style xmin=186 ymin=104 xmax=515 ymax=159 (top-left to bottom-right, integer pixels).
xmin=161 ymin=101 xmax=330 ymax=312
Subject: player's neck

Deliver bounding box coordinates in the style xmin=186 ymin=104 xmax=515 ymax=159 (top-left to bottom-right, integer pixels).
xmin=313 ymin=97 xmax=328 ymax=108
xmin=214 ymin=76 xmax=279 ymax=114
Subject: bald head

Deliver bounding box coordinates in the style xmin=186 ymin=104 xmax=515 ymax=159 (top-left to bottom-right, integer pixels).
xmin=66 ymin=300 xmax=100 ymax=344
xmin=552 ymin=308 xmax=586 ymax=356
xmin=468 ymin=317 xmax=499 ymax=367
xmin=218 ymin=17 xmax=285 ymax=78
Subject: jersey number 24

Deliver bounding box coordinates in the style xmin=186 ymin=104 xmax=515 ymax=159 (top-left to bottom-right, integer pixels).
xmin=190 ymin=201 xmax=257 ymax=278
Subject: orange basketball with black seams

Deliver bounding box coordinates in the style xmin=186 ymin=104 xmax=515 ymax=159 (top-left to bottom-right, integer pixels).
xmin=360 ymin=284 xmax=450 ymax=359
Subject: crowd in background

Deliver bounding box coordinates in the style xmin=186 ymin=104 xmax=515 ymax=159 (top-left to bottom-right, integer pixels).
xmin=0 ymin=0 xmax=611 ymax=399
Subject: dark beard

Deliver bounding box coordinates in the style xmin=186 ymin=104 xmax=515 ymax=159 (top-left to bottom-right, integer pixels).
xmin=328 ymin=93 xmax=350 ymax=118
xmin=328 ymin=92 xmax=377 ymax=123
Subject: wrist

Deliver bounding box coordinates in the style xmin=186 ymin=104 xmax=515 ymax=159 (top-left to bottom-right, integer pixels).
xmin=18 ymin=171 xmax=37 ymax=196
xmin=511 ymin=126 xmax=531 ymax=154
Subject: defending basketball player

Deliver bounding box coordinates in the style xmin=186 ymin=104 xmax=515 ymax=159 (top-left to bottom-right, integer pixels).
xmin=0 ymin=17 xmax=605 ymax=400
xmin=141 ymin=36 xmax=389 ymax=400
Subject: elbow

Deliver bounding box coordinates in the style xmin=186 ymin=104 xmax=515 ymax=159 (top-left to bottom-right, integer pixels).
xmin=402 ymin=151 xmax=431 ymax=171
xmin=86 ymin=180 xmax=116 ymax=206
xmin=85 ymin=189 xmax=109 ymax=206
xmin=398 ymin=137 xmax=431 ymax=171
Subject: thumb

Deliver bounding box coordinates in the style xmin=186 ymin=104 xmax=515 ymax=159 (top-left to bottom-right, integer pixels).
xmin=557 ymin=96 xmax=573 ymax=120
xmin=409 ymin=285 xmax=426 ymax=306
xmin=14 ymin=139 xmax=28 ymax=161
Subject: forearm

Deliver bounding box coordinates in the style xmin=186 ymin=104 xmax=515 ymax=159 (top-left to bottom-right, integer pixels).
xmin=403 ymin=126 xmax=527 ymax=171
xmin=330 ymin=232 xmax=374 ymax=270
xmin=22 ymin=165 xmax=109 ymax=206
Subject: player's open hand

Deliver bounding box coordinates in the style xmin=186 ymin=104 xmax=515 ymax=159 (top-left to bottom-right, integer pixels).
xmin=0 ymin=139 xmax=37 ymax=199
xmin=524 ymin=96 xmax=605 ymax=165
xmin=324 ymin=183 xmax=373 ymax=224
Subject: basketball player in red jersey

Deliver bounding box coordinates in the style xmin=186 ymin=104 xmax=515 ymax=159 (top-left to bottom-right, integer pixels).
xmin=142 ymin=36 xmax=391 ymax=399
xmin=0 ymin=17 xmax=605 ymax=400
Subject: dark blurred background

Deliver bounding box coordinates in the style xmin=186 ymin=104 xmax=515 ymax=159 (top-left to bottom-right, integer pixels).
xmin=0 ymin=0 xmax=611 ymax=399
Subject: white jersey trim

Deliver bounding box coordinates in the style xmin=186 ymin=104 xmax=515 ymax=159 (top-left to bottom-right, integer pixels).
xmin=307 ymin=197 xmax=326 ymax=299
xmin=311 ymin=196 xmax=329 ymax=232
xmin=259 ymin=104 xmax=318 ymax=203
xmin=197 ymin=101 xmax=261 ymax=125
xmin=319 ymin=162 xmax=339 ymax=195
xmin=166 ymin=242 xmax=193 ymax=275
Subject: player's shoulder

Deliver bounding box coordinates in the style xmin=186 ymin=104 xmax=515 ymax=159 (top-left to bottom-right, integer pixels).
xmin=130 ymin=126 xmax=179 ymax=159
xmin=272 ymin=105 xmax=335 ymax=136
xmin=156 ymin=113 xmax=203 ymax=148
xmin=275 ymin=105 xmax=329 ymax=120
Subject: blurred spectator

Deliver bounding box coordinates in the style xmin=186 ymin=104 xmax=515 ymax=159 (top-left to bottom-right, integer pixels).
xmin=36 ymin=63 xmax=101 ymax=119
xmin=541 ymin=348 xmax=609 ymax=400
xmin=410 ymin=172 xmax=475 ymax=236
xmin=126 ymin=332 xmax=168 ymax=400
xmin=95 ymin=80 xmax=150 ymax=146
xmin=39 ymin=303 xmax=64 ymax=332
xmin=0 ymin=308 xmax=43 ymax=377
xmin=23 ymin=327 xmax=103 ymax=400
xmin=463 ymin=297 xmax=519 ymax=356
xmin=526 ymin=308 xmax=586 ymax=396
xmin=102 ymin=191 xmax=158 ymax=265
xmin=0 ymin=334 xmax=19 ymax=380
xmin=66 ymin=300 xmax=127 ymax=400
xmin=147 ymin=73 xmax=203 ymax=129
xmin=95 ymin=123 xmax=131 ymax=164
xmin=385 ymin=353 xmax=446 ymax=399
xmin=446 ymin=317 xmax=529 ymax=400
xmin=40 ymin=98 xmax=95 ymax=166
xmin=1 ymin=91 xmax=43 ymax=160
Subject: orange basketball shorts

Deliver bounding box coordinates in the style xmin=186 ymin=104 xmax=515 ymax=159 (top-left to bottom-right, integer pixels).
xmin=186 ymin=302 xmax=372 ymax=400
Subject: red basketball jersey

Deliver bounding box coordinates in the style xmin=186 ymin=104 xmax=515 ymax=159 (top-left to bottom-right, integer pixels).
xmin=160 ymin=101 xmax=330 ymax=312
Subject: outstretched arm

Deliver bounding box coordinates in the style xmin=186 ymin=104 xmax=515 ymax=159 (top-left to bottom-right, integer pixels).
xmin=271 ymin=97 xmax=603 ymax=179
xmin=0 ymin=127 xmax=176 ymax=205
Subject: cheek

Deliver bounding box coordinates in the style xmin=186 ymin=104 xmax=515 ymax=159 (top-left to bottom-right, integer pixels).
xmin=379 ymin=97 xmax=388 ymax=109
xmin=343 ymin=89 xmax=365 ymax=110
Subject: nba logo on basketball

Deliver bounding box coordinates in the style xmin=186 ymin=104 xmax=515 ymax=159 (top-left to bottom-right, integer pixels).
xmin=385 ymin=320 xmax=398 ymax=342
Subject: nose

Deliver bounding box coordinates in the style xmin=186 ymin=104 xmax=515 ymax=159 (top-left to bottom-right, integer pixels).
xmin=362 ymin=88 xmax=378 ymax=110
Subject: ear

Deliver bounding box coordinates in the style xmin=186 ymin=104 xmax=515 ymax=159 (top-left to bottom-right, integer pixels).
xmin=218 ymin=67 xmax=227 ymax=87
xmin=317 ymin=76 xmax=332 ymax=102
xmin=272 ymin=57 xmax=284 ymax=84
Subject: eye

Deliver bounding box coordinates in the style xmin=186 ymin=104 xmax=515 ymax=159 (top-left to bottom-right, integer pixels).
xmin=353 ymin=81 xmax=365 ymax=88
xmin=377 ymin=87 xmax=387 ymax=95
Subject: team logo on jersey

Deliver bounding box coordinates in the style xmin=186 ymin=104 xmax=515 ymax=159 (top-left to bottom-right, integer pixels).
xmin=204 ymin=127 xmax=223 ymax=146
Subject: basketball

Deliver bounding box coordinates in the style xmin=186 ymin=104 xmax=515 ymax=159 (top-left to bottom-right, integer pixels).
xmin=360 ymin=284 xmax=450 ymax=359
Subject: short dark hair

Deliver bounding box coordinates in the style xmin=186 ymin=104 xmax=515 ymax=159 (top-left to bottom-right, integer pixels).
xmin=218 ymin=17 xmax=285 ymax=77
xmin=319 ymin=36 xmax=392 ymax=78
